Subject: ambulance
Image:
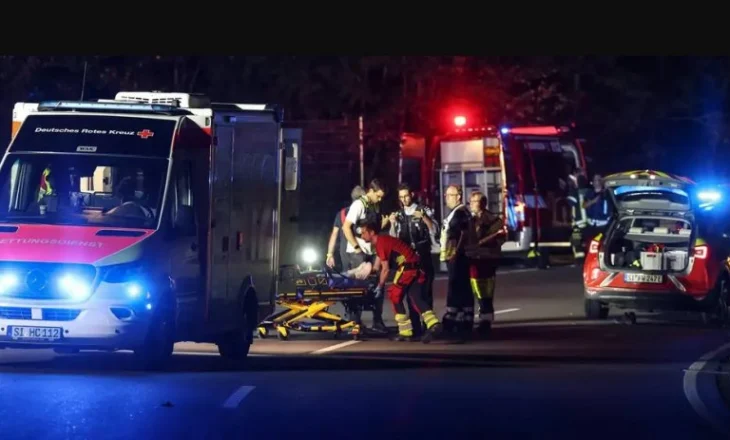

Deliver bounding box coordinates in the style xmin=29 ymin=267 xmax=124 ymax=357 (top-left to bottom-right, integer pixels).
xmin=0 ymin=92 xmax=300 ymax=368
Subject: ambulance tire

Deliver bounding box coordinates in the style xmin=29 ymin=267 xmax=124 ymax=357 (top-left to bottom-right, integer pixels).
xmin=584 ymin=298 xmax=609 ymax=320
xmin=217 ymin=280 xmax=257 ymax=367
xmin=134 ymin=280 xmax=176 ymax=371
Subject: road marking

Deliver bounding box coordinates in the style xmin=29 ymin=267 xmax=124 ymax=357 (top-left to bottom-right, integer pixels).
xmin=310 ymin=340 xmax=361 ymax=355
xmin=223 ymin=386 xmax=256 ymax=409
xmin=495 ymin=308 xmax=520 ymax=315
xmin=682 ymin=341 xmax=730 ymax=434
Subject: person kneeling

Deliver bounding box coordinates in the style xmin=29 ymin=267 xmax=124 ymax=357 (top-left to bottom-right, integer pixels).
xmin=359 ymin=220 xmax=442 ymax=343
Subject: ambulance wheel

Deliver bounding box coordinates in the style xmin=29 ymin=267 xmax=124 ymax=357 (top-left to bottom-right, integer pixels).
xmin=584 ymin=298 xmax=609 ymax=320
xmin=134 ymin=289 xmax=176 ymax=371
xmin=217 ymin=282 xmax=257 ymax=366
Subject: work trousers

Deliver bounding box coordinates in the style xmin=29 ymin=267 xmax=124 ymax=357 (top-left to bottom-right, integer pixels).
xmin=407 ymin=250 xmax=434 ymax=336
xmin=389 ymin=267 xmax=439 ymax=338
xmin=443 ymin=253 xmax=473 ymax=335
xmin=469 ymin=259 xmax=497 ymax=328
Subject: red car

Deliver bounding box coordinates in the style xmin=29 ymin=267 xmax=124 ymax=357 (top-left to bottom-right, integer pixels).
xmin=583 ymin=170 xmax=730 ymax=325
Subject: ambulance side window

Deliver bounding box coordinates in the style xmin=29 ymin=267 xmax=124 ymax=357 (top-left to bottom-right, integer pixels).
xmin=172 ymin=160 xmax=196 ymax=236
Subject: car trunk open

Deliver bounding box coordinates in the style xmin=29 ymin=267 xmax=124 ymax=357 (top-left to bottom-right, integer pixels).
xmin=601 ymin=172 xmax=695 ymax=277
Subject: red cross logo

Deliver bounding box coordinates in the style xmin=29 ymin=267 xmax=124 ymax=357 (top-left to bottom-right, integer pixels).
xmin=137 ymin=129 xmax=154 ymax=139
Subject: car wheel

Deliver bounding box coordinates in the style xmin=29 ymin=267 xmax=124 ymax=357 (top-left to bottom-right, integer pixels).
xmin=585 ymin=298 xmax=609 ymax=320
xmin=713 ymin=277 xmax=730 ymax=328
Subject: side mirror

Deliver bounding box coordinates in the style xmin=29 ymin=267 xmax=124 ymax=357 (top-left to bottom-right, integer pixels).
xmin=284 ymin=141 xmax=299 ymax=191
xmin=174 ymin=205 xmax=196 ymax=237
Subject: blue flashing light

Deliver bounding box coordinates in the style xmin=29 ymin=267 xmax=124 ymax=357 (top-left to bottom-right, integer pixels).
xmin=697 ymin=189 xmax=721 ymax=203
xmin=38 ymin=100 xmax=180 ymax=113
xmin=500 ymin=127 xmax=510 ymax=134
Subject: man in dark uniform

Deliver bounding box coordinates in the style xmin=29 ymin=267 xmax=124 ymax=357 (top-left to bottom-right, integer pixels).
xmin=465 ymin=191 xmax=505 ymax=337
xmin=582 ymin=174 xmax=610 ymax=245
xmin=389 ymin=183 xmax=436 ymax=336
xmin=440 ymin=184 xmax=473 ymax=341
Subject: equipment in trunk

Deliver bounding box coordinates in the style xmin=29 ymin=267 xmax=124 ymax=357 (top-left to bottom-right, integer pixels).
xmin=603 ymin=216 xmax=692 ymax=272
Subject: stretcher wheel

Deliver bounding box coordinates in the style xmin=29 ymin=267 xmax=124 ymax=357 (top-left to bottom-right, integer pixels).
xmin=276 ymin=326 xmax=290 ymax=341
xmin=256 ymin=327 xmax=268 ymax=339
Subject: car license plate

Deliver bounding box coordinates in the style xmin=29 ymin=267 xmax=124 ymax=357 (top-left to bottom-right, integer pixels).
xmin=624 ymin=273 xmax=663 ymax=284
xmin=9 ymin=326 xmax=62 ymax=341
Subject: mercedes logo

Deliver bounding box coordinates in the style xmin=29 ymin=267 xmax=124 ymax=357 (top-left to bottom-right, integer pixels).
xmin=25 ymin=270 xmax=48 ymax=291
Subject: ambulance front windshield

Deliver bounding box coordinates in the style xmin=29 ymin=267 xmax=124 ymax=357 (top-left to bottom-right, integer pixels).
xmin=0 ymin=152 xmax=167 ymax=229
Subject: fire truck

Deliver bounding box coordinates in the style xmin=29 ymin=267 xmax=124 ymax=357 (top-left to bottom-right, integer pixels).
xmin=0 ymin=91 xmax=301 ymax=368
xmin=401 ymin=116 xmax=588 ymax=268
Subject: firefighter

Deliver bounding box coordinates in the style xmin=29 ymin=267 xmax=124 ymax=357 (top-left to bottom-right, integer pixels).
xmin=326 ymin=185 xmax=366 ymax=271
xmin=359 ymin=220 xmax=442 ymax=343
xmin=341 ymin=179 xmax=390 ymax=333
xmin=440 ymin=184 xmax=473 ymax=341
xmin=388 ymin=182 xmax=436 ymax=337
xmin=465 ymin=191 xmax=506 ymax=337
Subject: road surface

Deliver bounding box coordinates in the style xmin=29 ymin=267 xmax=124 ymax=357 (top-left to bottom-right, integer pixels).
xmin=0 ymin=266 xmax=729 ymax=439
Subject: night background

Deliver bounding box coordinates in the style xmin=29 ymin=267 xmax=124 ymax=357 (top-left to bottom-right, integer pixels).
xmin=0 ymin=55 xmax=729 ymax=438
xmin=5 ymin=55 xmax=728 ymax=180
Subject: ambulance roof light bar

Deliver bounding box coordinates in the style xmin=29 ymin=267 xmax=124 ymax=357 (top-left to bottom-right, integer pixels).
xmin=37 ymin=100 xmax=192 ymax=115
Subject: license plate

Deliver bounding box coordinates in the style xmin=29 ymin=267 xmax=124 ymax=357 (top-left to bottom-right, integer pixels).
xmin=9 ymin=326 xmax=62 ymax=341
xmin=624 ymin=273 xmax=663 ymax=284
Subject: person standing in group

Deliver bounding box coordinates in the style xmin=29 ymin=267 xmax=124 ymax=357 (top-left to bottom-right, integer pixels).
xmin=440 ymin=184 xmax=473 ymax=341
xmin=465 ymin=191 xmax=505 ymax=337
xmin=359 ymin=221 xmax=442 ymax=343
xmin=326 ymin=185 xmax=366 ymax=271
xmin=341 ymin=179 xmax=389 ymax=333
xmin=582 ymin=174 xmax=610 ymax=245
xmin=389 ymin=183 xmax=436 ymax=337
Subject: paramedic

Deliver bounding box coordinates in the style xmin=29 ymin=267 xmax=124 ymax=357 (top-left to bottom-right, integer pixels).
xmin=440 ymin=184 xmax=473 ymax=341
xmin=582 ymin=174 xmax=610 ymax=243
xmin=341 ymin=179 xmax=389 ymax=333
xmin=389 ymin=182 xmax=436 ymax=336
xmin=465 ymin=191 xmax=506 ymax=337
xmin=359 ymin=220 xmax=442 ymax=343
xmin=326 ymin=185 xmax=366 ymax=271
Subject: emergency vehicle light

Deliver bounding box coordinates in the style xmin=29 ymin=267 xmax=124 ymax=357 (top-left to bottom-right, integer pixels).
xmin=454 ymin=115 xmax=467 ymax=126
xmin=38 ymin=101 xmax=182 ymax=113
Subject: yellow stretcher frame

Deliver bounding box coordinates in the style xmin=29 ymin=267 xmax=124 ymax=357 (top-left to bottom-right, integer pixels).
xmin=256 ymin=271 xmax=372 ymax=341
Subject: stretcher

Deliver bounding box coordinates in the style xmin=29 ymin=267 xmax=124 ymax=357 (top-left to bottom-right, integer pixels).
xmin=256 ymin=264 xmax=377 ymax=341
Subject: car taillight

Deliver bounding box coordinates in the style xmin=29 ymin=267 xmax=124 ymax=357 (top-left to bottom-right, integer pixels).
xmin=694 ymin=245 xmax=708 ymax=259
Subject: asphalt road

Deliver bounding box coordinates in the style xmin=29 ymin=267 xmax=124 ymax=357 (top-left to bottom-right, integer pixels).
xmin=1 ymin=265 xmax=730 ymax=439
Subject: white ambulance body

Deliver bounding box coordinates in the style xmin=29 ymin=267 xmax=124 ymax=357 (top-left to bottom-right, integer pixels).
xmin=0 ymin=92 xmax=299 ymax=368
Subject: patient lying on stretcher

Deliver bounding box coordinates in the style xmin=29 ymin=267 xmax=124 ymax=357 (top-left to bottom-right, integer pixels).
xmin=327 ymin=262 xmax=374 ymax=289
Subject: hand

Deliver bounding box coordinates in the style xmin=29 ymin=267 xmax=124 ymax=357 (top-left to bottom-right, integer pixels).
xmin=373 ymin=285 xmax=384 ymax=299
xmin=413 ymin=210 xmax=423 ymax=219
xmin=326 ymin=256 xmax=335 ymax=268
xmin=389 ymin=213 xmax=397 ymax=224
xmin=353 ymin=247 xmax=363 ymax=254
